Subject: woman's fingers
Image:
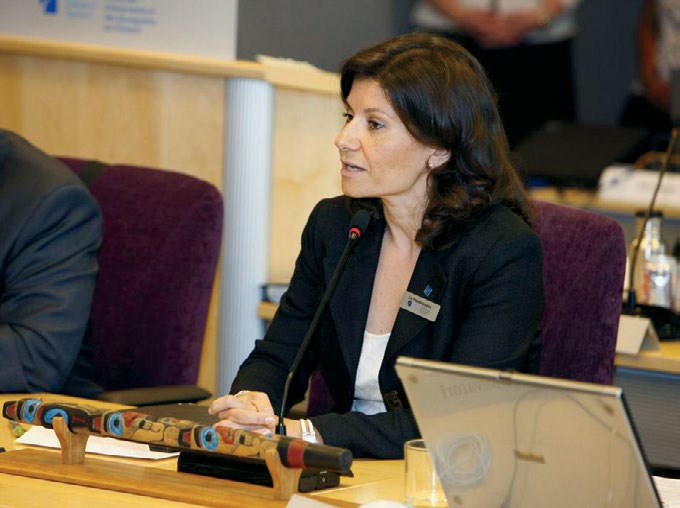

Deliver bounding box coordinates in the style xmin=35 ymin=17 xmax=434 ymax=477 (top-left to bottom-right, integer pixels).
xmin=245 ymin=392 xmax=275 ymax=415
xmin=216 ymin=407 xmax=275 ymax=427
xmin=208 ymin=394 xmax=241 ymax=414
xmin=214 ymin=419 xmax=275 ymax=439
xmin=209 ymin=391 xmax=275 ymax=416
xmin=209 ymin=390 xmax=277 ymax=430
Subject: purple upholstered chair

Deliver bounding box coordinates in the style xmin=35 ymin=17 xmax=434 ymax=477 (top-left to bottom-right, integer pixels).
xmin=59 ymin=158 xmax=223 ymax=405
xmin=534 ymin=200 xmax=626 ymax=384
xmin=306 ymin=200 xmax=626 ymax=417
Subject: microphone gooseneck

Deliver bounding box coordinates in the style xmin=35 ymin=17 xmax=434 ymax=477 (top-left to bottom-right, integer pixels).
xmin=625 ymin=127 xmax=679 ymax=314
xmin=276 ymin=209 xmax=371 ymax=436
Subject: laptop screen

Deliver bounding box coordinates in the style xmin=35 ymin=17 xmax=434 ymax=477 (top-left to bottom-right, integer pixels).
xmin=396 ymin=357 xmax=663 ymax=508
xmin=512 ymin=122 xmax=647 ymax=188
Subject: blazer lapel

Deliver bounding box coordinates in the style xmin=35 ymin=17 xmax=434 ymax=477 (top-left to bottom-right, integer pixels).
xmin=327 ymin=218 xmax=386 ymax=383
xmin=384 ymin=248 xmax=447 ymax=363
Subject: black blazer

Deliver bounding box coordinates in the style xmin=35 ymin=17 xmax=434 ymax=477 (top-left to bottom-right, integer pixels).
xmin=232 ymin=196 xmax=543 ymax=458
xmin=0 ymin=130 xmax=102 ymax=395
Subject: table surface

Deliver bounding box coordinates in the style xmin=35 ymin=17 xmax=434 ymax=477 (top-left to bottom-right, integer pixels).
xmin=0 ymin=394 xmax=405 ymax=508
xmin=615 ymin=340 xmax=680 ymax=374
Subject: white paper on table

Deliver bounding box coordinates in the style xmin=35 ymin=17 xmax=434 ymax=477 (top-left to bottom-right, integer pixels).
xmin=286 ymin=494 xmax=338 ymax=508
xmin=597 ymin=165 xmax=680 ymax=208
xmin=654 ymin=476 xmax=680 ymax=508
xmin=16 ymin=425 xmax=178 ymax=460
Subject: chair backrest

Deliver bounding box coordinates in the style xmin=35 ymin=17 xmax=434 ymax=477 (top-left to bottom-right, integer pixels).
xmin=534 ymin=200 xmax=626 ymax=384
xmin=59 ymin=158 xmax=223 ymax=391
xmin=306 ymin=201 xmax=626 ymax=417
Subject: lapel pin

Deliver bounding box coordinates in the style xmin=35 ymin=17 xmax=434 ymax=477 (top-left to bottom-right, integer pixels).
xmin=424 ymin=285 xmax=433 ymax=297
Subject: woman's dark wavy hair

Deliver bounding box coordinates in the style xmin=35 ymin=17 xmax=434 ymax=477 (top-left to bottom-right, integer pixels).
xmin=341 ymin=32 xmax=534 ymax=250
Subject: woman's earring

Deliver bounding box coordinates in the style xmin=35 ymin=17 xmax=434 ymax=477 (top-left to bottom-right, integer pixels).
xmin=427 ymin=160 xmax=434 ymax=170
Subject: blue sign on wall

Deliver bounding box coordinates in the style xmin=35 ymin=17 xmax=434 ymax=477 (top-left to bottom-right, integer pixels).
xmin=3 ymin=0 xmax=238 ymax=60
xmin=40 ymin=0 xmax=58 ymax=14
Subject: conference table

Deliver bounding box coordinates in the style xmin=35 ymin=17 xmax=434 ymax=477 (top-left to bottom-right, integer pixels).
xmin=0 ymin=394 xmax=406 ymax=507
xmin=4 ymin=342 xmax=678 ymax=507
xmin=615 ymin=340 xmax=680 ymax=374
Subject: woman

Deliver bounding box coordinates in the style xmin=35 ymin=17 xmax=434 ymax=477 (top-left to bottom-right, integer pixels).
xmin=210 ymin=33 xmax=543 ymax=459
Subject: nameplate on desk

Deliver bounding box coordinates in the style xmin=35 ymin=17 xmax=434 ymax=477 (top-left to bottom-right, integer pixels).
xmin=597 ymin=165 xmax=680 ymax=207
xmin=616 ymin=314 xmax=661 ymax=355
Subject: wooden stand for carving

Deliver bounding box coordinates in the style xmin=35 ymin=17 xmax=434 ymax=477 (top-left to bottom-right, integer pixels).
xmin=265 ymin=448 xmax=303 ymax=500
xmin=52 ymin=416 xmax=89 ymax=464
xmin=49 ymin=416 xmax=301 ymax=500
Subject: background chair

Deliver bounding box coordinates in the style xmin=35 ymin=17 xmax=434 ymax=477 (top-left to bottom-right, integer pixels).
xmin=534 ymin=200 xmax=626 ymax=384
xmin=59 ymin=158 xmax=223 ymax=405
xmin=305 ymin=200 xmax=626 ymax=417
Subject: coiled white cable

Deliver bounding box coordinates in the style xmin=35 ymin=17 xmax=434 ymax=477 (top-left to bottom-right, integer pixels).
xmin=433 ymin=434 xmax=491 ymax=487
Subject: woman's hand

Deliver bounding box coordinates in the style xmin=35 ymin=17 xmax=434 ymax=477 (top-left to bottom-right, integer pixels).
xmin=448 ymin=0 xmax=567 ymax=48
xmin=209 ymin=393 xmax=325 ymax=443
xmin=209 ymin=391 xmax=276 ymax=433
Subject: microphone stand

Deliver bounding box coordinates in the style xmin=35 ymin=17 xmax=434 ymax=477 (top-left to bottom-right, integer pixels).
xmin=276 ymin=210 xmax=370 ymax=436
xmin=625 ymin=127 xmax=679 ymax=315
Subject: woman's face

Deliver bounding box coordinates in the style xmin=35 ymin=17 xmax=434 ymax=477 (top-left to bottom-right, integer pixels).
xmin=335 ymin=79 xmax=447 ymax=203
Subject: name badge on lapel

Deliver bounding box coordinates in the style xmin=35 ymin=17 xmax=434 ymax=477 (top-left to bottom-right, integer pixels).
xmin=400 ymin=291 xmax=440 ymax=322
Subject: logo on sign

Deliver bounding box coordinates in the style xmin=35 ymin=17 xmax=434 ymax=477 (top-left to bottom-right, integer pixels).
xmin=40 ymin=0 xmax=58 ymax=14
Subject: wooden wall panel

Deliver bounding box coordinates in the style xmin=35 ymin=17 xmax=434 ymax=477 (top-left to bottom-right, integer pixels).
xmin=0 ymin=54 xmax=225 ymax=395
xmin=0 ymin=45 xmax=342 ymax=396
xmin=0 ymin=55 xmax=22 ymax=129
xmin=0 ymin=54 xmax=224 ymax=188
xmin=269 ymin=87 xmax=344 ymax=282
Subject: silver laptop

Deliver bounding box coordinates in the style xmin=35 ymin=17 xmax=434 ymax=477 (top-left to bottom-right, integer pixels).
xmin=396 ymin=357 xmax=663 ymax=508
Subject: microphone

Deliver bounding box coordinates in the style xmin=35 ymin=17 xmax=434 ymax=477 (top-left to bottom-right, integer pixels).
xmin=625 ymin=127 xmax=679 ymax=314
xmin=276 ymin=209 xmax=370 ymax=436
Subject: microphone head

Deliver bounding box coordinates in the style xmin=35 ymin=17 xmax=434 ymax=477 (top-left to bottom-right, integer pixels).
xmin=348 ymin=209 xmax=370 ymax=239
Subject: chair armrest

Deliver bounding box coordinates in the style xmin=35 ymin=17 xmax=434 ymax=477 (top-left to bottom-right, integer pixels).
xmin=95 ymin=385 xmax=212 ymax=406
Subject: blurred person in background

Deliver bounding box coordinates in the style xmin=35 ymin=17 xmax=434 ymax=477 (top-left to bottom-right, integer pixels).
xmin=620 ymin=0 xmax=679 ymax=153
xmin=412 ymin=0 xmax=583 ymax=148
